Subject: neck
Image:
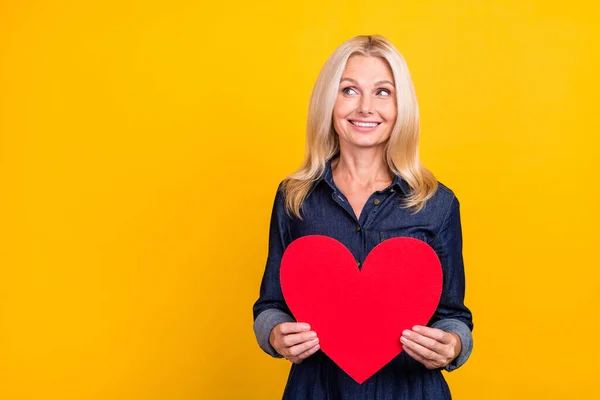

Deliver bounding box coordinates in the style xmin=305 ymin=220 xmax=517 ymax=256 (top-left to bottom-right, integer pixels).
xmin=331 ymin=146 xmax=392 ymax=188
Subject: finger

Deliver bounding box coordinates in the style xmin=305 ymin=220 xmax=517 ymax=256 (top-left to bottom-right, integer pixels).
xmin=400 ymin=336 xmax=439 ymax=362
xmin=403 ymin=346 xmax=439 ymax=369
xmin=286 ymin=338 xmax=319 ymax=357
xmin=289 ymin=343 xmax=321 ymax=364
xmin=281 ymin=331 xmax=318 ymax=347
xmin=402 ymin=330 xmax=443 ymax=355
xmin=278 ymin=322 xmax=311 ymax=335
xmin=403 ymin=345 xmax=429 ymax=365
xmin=412 ymin=326 xmax=453 ymax=345
xmin=295 ymin=342 xmax=321 ymax=361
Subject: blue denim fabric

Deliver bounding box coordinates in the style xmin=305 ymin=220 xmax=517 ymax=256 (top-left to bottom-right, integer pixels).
xmin=253 ymin=156 xmax=474 ymax=400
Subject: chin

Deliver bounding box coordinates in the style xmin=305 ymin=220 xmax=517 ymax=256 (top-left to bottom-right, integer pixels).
xmin=345 ymin=138 xmax=387 ymax=149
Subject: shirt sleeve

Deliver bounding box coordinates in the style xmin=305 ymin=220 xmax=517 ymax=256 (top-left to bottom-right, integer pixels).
xmin=429 ymin=195 xmax=474 ymax=372
xmin=252 ymin=183 xmax=296 ymax=358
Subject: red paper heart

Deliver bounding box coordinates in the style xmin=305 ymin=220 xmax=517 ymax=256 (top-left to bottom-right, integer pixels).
xmin=280 ymin=235 xmax=443 ymax=384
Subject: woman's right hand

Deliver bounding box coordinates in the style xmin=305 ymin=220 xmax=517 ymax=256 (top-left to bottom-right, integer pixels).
xmin=269 ymin=322 xmax=320 ymax=364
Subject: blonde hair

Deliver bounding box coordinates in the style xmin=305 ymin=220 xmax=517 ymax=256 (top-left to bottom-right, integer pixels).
xmin=282 ymin=34 xmax=438 ymax=218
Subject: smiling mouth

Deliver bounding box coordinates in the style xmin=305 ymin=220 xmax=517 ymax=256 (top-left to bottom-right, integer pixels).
xmin=348 ymin=120 xmax=381 ymax=128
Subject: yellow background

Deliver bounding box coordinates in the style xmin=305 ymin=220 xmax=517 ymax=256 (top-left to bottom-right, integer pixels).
xmin=1 ymin=0 xmax=598 ymax=398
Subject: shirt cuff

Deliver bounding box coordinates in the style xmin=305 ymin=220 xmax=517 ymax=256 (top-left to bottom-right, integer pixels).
xmin=431 ymin=318 xmax=473 ymax=372
xmin=254 ymin=309 xmax=295 ymax=358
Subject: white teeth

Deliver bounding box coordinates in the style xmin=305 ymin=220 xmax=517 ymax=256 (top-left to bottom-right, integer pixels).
xmin=350 ymin=121 xmax=379 ymax=128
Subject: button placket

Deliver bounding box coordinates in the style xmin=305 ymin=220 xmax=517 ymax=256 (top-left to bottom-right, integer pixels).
xmin=331 ymin=191 xmax=358 ymax=224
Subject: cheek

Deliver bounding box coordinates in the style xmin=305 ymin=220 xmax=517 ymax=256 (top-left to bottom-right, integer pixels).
xmin=332 ymin=114 xmax=347 ymax=136
xmin=331 ymin=109 xmax=344 ymax=133
xmin=333 ymin=96 xmax=356 ymax=117
xmin=381 ymin=101 xmax=398 ymax=122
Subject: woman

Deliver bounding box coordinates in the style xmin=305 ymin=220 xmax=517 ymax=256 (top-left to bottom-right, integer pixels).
xmin=253 ymin=35 xmax=473 ymax=399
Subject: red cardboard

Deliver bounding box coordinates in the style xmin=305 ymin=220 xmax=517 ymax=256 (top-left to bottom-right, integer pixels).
xmin=280 ymin=235 xmax=443 ymax=384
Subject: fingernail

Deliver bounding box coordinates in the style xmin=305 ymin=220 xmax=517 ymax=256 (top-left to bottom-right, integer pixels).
xmin=312 ymin=338 xmax=319 ymax=343
xmin=400 ymin=337 xmax=407 ymax=343
xmin=402 ymin=330 xmax=410 ymax=337
xmin=308 ymin=332 xmax=316 ymax=338
xmin=302 ymin=324 xmax=310 ymax=330
xmin=413 ymin=326 xmax=421 ymax=332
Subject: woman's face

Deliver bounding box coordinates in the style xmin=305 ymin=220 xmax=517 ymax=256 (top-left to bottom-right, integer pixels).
xmin=332 ymin=55 xmax=397 ymax=152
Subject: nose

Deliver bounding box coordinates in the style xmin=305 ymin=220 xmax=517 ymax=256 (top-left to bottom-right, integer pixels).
xmin=358 ymin=95 xmax=373 ymax=115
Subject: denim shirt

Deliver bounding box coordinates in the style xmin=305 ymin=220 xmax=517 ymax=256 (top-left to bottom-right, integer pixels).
xmin=253 ymin=157 xmax=474 ymax=400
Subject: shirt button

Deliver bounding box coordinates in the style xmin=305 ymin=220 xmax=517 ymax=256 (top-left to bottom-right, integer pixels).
xmin=356 ymin=260 xmax=361 ymax=267
xmin=374 ymin=198 xmax=381 ymax=205
xmin=355 ymin=225 xmax=361 ymax=232
xmin=390 ymin=188 xmax=395 ymax=193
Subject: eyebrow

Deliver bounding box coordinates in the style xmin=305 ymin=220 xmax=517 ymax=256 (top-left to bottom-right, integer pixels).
xmin=340 ymin=77 xmax=395 ymax=87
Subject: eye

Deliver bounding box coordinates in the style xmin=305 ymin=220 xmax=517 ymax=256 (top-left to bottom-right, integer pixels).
xmin=376 ymin=88 xmax=392 ymax=96
xmin=342 ymin=87 xmax=358 ymax=95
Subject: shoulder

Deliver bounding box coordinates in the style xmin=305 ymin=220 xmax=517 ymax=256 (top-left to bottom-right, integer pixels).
xmin=427 ymin=181 xmax=458 ymax=207
xmin=422 ymin=181 xmax=460 ymax=228
xmin=265 ymin=180 xmax=288 ymax=218
xmin=272 ymin=180 xmax=287 ymax=207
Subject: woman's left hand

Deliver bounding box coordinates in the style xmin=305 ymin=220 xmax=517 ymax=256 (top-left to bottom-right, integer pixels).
xmin=400 ymin=325 xmax=461 ymax=369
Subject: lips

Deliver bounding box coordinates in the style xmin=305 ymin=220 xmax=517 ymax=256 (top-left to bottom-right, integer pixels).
xmin=347 ymin=119 xmax=382 ymax=132
xmin=349 ymin=120 xmax=381 ymax=128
